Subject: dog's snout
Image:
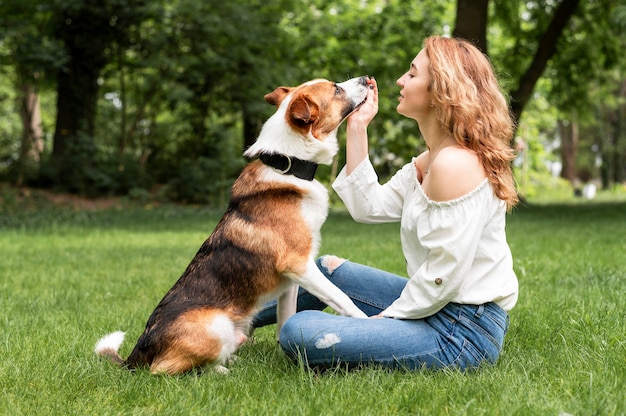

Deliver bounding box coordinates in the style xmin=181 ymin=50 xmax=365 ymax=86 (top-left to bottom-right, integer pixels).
xmin=359 ymin=76 xmax=369 ymax=85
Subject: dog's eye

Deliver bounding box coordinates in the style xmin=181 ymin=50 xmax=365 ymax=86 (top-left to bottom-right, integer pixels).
xmin=334 ymin=84 xmax=342 ymax=95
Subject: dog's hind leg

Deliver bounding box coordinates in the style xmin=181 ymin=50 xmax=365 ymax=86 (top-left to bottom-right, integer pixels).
xmin=150 ymin=310 xmax=239 ymax=375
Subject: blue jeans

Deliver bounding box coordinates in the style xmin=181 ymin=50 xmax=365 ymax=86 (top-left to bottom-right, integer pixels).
xmin=254 ymin=257 xmax=510 ymax=371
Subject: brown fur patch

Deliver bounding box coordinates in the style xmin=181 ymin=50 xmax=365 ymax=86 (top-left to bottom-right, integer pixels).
xmin=150 ymin=309 xmax=230 ymax=374
xmin=228 ymin=161 xmax=312 ymax=278
xmin=284 ymin=81 xmax=355 ymax=140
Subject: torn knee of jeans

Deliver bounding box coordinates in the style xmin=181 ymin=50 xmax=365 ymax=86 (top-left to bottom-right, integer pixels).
xmin=320 ymin=255 xmax=346 ymax=274
xmin=314 ymin=333 xmax=341 ymax=349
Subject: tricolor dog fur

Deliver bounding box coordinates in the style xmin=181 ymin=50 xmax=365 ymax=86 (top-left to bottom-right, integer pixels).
xmin=95 ymin=77 xmax=371 ymax=374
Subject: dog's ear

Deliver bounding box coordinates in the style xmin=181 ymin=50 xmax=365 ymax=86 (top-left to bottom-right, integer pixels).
xmin=288 ymin=95 xmax=319 ymax=125
xmin=264 ymin=87 xmax=292 ymax=107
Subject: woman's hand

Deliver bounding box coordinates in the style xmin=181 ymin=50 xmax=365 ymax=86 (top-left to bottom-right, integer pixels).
xmin=345 ymin=77 xmax=378 ymax=175
xmin=347 ymin=77 xmax=378 ymax=129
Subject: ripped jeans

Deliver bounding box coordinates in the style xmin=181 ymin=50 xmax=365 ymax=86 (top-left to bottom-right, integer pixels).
xmin=253 ymin=257 xmax=510 ymax=371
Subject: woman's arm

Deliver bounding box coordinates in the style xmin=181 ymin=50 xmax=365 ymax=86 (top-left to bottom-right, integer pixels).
xmin=381 ymin=197 xmax=490 ymax=319
xmin=345 ymin=78 xmax=378 ymax=175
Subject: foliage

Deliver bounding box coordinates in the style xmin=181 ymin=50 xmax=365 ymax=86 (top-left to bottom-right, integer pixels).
xmin=48 ymin=0 xmax=153 ymax=197
xmin=0 ymin=0 xmax=64 ymax=83
xmin=0 ymin=0 xmax=625 ymax=202
xmin=0 ymin=196 xmax=625 ymax=414
xmin=164 ymin=155 xmax=245 ymax=206
xmin=547 ymin=0 xmax=626 ymax=116
xmin=281 ymin=0 xmax=455 ymax=177
xmin=0 ymin=74 xmax=19 ymax=167
xmin=491 ymin=0 xmax=626 ymax=190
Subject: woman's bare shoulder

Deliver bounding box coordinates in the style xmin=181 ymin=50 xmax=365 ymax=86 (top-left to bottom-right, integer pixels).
xmin=413 ymin=151 xmax=430 ymax=182
xmin=426 ymin=146 xmax=486 ymax=202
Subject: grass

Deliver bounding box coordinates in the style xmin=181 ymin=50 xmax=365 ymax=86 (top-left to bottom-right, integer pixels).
xmin=0 ymin=188 xmax=625 ymax=415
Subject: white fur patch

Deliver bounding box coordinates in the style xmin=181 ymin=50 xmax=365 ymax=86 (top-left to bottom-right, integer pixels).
xmin=208 ymin=315 xmax=238 ymax=366
xmin=214 ymin=365 xmax=229 ymax=374
xmin=94 ymin=331 xmax=125 ymax=354
xmin=314 ymin=333 xmax=341 ymax=349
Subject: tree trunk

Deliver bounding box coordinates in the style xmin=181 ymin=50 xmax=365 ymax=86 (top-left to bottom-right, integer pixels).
xmin=16 ymin=83 xmax=44 ymax=186
xmin=613 ymin=79 xmax=626 ymax=185
xmin=453 ymin=0 xmax=489 ymax=54
xmin=559 ymin=118 xmax=579 ymax=185
xmin=117 ymin=44 xmax=128 ymax=156
xmin=190 ymin=82 xmax=211 ymax=156
xmin=50 ymin=50 xmax=102 ymax=195
xmin=52 ymin=55 xmax=101 ymax=159
xmin=49 ymin=2 xmax=123 ymax=193
xmin=242 ymin=103 xmax=263 ymax=152
xmin=49 ymin=1 xmax=146 ymax=193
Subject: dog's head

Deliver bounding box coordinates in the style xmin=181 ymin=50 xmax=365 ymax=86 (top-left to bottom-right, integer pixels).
xmin=264 ymin=77 xmax=370 ymax=140
xmin=244 ymin=77 xmax=370 ymax=165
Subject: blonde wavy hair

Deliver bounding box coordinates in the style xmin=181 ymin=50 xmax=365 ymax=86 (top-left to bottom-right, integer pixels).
xmin=424 ymin=36 xmax=518 ymax=210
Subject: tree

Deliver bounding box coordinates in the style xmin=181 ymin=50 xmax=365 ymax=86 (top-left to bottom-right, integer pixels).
xmin=156 ymin=0 xmax=293 ymax=155
xmin=454 ymin=0 xmax=581 ymax=125
xmin=0 ymin=0 xmax=62 ymax=185
xmin=559 ymin=119 xmax=579 ymax=184
xmin=1 ymin=0 xmax=623 ymax=200
xmin=507 ymin=0 xmax=581 ymax=124
xmin=49 ymin=0 xmax=148 ymax=193
xmin=453 ymin=0 xmax=488 ymax=53
xmin=461 ymin=0 xmax=625 ymax=190
xmin=93 ymin=0 xmax=298 ymax=202
xmin=548 ymin=0 xmax=626 ymax=189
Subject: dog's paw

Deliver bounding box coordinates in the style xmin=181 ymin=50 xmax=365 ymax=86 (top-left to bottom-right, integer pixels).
xmin=350 ymin=310 xmax=368 ymax=319
xmin=214 ymin=365 xmax=229 ymax=374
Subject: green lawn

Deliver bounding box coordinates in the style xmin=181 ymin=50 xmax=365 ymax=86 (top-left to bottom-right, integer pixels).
xmin=1 ymin=190 xmax=625 ymax=415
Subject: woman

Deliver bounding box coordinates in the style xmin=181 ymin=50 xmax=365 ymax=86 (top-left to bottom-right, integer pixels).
xmin=254 ymin=36 xmax=519 ymax=371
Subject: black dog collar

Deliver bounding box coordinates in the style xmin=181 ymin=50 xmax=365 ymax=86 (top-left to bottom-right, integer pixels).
xmin=259 ymin=153 xmax=319 ymax=181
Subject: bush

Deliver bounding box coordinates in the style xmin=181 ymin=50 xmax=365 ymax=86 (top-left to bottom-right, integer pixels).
xmin=164 ymin=156 xmax=244 ymax=205
xmin=36 ymin=134 xmax=151 ymax=197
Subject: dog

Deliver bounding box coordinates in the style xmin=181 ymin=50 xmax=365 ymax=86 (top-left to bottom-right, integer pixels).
xmin=95 ymin=76 xmax=371 ymax=375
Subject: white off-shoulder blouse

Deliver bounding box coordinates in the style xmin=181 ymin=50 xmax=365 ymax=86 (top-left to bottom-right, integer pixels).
xmin=333 ymin=158 xmax=518 ymax=319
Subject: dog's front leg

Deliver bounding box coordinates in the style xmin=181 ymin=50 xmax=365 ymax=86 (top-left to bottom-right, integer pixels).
xmin=294 ymin=262 xmax=368 ymax=319
xmin=276 ymin=282 xmax=298 ymax=340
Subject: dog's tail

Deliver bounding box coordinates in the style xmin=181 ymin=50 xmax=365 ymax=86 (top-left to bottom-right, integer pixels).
xmin=95 ymin=331 xmax=126 ymax=366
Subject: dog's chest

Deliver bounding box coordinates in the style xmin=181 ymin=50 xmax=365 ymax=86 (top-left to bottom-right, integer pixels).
xmin=299 ymin=180 xmax=329 ymax=235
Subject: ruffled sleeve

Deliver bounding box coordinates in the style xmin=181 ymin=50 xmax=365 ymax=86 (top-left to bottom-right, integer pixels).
xmin=333 ymin=158 xmax=415 ymax=223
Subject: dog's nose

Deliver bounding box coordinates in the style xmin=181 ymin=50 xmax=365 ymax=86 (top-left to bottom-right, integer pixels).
xmin=359 ymin=76 xmax=369 ymax=85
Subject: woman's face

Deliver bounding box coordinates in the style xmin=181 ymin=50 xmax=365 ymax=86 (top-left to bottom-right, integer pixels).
xmin=396 ymin=49 xmax=432 ymax=120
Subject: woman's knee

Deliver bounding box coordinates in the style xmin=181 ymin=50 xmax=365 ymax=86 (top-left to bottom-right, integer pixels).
xmin=279 ymin=311 xmax=348 ymax=367
xmin=278 ymin=311 xmax=314 ymax=357
xmin=317 ymin=255 xmax=347 ymax=274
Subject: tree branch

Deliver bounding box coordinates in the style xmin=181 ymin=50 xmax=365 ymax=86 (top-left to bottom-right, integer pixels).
xmin=510 ymin=0 xmax=581 ymax=123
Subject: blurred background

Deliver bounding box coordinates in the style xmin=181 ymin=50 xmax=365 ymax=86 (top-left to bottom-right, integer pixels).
xmin=0 ymin=0 xmax=624 ymax=205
